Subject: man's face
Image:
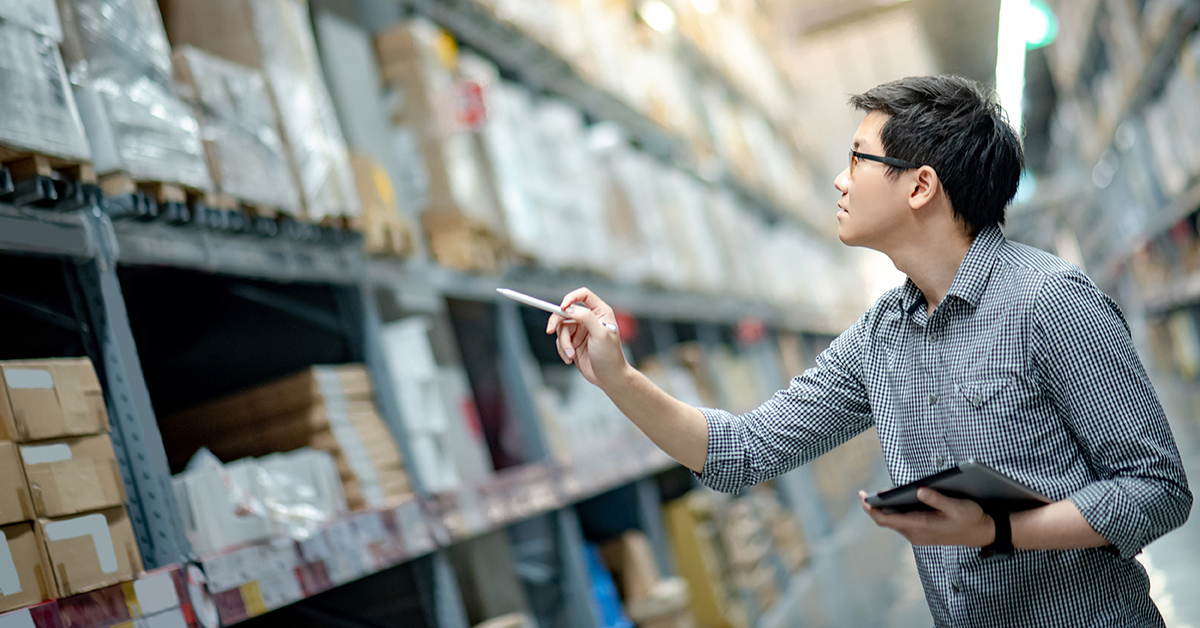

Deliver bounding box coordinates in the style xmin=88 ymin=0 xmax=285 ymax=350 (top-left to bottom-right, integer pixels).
xmin=833 ymin=112 xmax=912 ymax=250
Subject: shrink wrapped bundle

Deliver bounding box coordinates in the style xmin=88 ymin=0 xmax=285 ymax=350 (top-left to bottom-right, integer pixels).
xmin=0 ymin=21 xmax=90 ymax=161
xmin=173 ymin=45 xmax=299 ymax=212
xmin=58 ymin=0 xmax=210 ymax=189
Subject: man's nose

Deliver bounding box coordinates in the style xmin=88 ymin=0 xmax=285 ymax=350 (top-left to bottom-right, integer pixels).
xmin=834 ymin=167 xmax=850 ymax=193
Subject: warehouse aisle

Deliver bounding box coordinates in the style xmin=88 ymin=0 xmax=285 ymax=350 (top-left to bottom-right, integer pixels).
xmin=1141 ymin=370 xmax=1200 ymax=628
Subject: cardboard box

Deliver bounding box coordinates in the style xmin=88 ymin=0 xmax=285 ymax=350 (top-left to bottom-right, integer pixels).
xmin=0 ymin=522 xmax=56 ymax=613
xmin=0 ymin=359 xmax=108 ymax=442
xmin=20 ymin=434 xmax=126 ymax=518
xmin=37 ymin=506 xmax=142 ymax=596
xmin=0 ymin=442 xmax=34 ymax=526
xmin=600 ymin=531 xmax=661 ymax=602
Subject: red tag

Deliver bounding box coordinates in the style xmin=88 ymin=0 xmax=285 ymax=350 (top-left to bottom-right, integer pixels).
xmin=614 ymin=310 xmax=638 ymax=344
xmin=455 ymin=79 xmax=488 ymax=130
xmin=736 ymin=318 xmax=767 ymax=344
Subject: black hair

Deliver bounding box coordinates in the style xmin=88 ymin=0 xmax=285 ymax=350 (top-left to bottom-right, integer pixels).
xmin=849 ymin=76 xmax=1024 ymax=236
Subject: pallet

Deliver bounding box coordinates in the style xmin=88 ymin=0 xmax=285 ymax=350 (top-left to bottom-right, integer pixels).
xmin=0 ymin=148 xmax=100 ymax=210
xmin=99 ymin=172 xmax=201 ymax=224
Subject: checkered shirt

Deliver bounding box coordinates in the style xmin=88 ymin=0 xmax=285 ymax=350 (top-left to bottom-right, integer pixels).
xmin=697 ymin=225 xmax=1192 ymax=627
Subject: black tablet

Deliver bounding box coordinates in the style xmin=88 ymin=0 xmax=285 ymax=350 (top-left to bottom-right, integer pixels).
xmin=865 ymin=460 xmax=1052 ymax=514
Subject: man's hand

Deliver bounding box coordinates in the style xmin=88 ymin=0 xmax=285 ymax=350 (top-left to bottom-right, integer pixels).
xmin=545 ymin=287 xmax=628 ymax=389
xmin=859 ymin=488 xmax=996 ymax=547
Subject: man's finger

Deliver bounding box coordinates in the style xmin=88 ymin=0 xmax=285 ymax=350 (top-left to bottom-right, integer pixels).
xmin=916 ymin=487 xmax=954 ymax=513
xmin=565 ymin=304 xmax=609 ymax=338
xmin=558 ymin=324 xmax=576 ymax=363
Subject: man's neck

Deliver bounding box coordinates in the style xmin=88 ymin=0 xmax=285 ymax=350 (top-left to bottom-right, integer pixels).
xmin=887 ymin=228 xmax=975 ymax=316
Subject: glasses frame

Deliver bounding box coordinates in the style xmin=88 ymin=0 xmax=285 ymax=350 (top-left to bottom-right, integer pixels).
xmin=850 ymin=149 xmax=922 ymax=175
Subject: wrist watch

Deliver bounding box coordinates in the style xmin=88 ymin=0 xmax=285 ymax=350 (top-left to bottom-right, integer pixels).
xmin=979 ymin=507 xmax=1013 ymax=560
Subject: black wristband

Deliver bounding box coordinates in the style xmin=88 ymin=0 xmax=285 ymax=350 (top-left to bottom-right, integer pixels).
xmin=979 ymin=507 xmax=1013 ymax=559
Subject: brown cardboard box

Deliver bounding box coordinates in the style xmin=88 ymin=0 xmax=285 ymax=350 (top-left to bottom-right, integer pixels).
xmin=37 ymin=506 xmax=142 ymax=596
xmin=20 ymin=434 xmax=127 ymax=518
xmin=0 ymin=359 xmax=108 ymax=442
xmin=0 ymin=522 xmax=57 ymax=613
xmin=600 ymin=531 xmax=661 ymax=602
xmin=0 ymin=442 xmax=34 ymax=526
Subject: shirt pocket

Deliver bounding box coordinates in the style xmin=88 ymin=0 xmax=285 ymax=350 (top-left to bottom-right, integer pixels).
xmin=956 ymin=378 xmax=1013 ymax=409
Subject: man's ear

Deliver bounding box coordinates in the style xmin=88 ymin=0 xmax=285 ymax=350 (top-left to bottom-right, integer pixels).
xmin=908 ymin=165 xmax=940 ymax=211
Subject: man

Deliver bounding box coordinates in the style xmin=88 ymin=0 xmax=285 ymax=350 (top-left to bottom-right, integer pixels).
xmin=545 ymin=76 xmax=1191 ymax=626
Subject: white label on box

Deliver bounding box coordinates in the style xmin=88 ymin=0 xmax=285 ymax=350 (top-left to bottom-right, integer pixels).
xmin=20 ymin=443 xmax=73 ymax=464
xmin=4 ymin=369 xmax=54 ymax=389
xmin=45 ymin=513 xmax=118 ymax=573
xmin=133 ymin=571 xmax=181 ymax=616
xmin=0 ymin=529 xmax=21 ymax=596
xmin=0 ymin=610 xmax=34 ymax=628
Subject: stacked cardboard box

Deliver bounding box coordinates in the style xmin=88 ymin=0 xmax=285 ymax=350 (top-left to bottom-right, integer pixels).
xmin=663 ymin=493 xmax=748 ymax=628
xmin=0 ymin=0 xmax=92 ymax=167
xmin=162 ymin=364 xmax=412 ymax=511
xmin=0 ymin=358 xmax=143 ymax=613
xmin=600 ymin=531 xmax=695 ymax=628
xmin=374 ymin=21 xmax=507 ymax=273
xmin=715 ymin=498 xmax=779 ymax=614
xmin=160 ymin=0 xmax=362 ymax=223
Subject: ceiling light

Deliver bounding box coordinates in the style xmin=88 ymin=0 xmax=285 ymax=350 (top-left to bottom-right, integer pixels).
xmin=1025 ymin=0 xmax=1059 ymax=49
xmin=639 ymin=1 xmax=677 ymax=33
xmin=995 ymin=0 xmax=1028 ymax=134
xmin=691 ymin=0 xmax=719 ymax=14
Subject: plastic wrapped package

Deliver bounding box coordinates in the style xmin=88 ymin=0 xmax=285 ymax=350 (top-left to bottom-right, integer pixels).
xmin=173 ymin=448 xmax=347 ymax=554
xmin=658 ymin=170 xmax=728 ymax=293
xmin=707 ymin=191 xmax=765 ymax=302
xmin=526 ymin=99 xmax=612 ymax=272
xmin=250 ymin=0 xmax=359 ymax=220
xmin=57 ymin=0 xmax=173 ymax=87
xmin=605 ymin=149 xmax=687 ymax=288
xmin=0 ymin=22 xmax=90 ymax=160
xmin=380 ymin=317 xmax=460 ymax=494
xmin=72 ymin=78 xmax=211 ymax=188
xmin=379 ymin=22 xmax=502 ymax=228
xmin=0 ymin=0 xmax=62 ymax=40
xmin=58 ymin=0 xmax=210 ymax=187
xmin=173 ymin=45 xmax=300 ymax=211
xmin=161 ymin=0 xmax=361 ymax=219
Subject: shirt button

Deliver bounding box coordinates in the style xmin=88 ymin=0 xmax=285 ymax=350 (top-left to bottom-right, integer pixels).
xmin=951 ymin=580 xmax=962 ymax=593
xmin=935 ymin=454 xmax=945 ymax=468
xmin=929 ymin=394 xmax=938 ymax=406
xmin=928 ymin=332 xmax=937 ymax=343
xmin=972 ymin=394 xmax=984 ymax=406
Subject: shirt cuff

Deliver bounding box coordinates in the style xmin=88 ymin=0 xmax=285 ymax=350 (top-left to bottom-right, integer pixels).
xmin=692 ymin=407 xmax=748 ymax=494
xmin=1068 ymin=481 xmax=1152 ymax=560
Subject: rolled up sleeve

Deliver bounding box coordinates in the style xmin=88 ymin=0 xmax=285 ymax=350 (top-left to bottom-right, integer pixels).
xmin=694 ymin=317 xmax=874 ymax=493
xmin=1034 ymin=272 xmax=1192 ymax=559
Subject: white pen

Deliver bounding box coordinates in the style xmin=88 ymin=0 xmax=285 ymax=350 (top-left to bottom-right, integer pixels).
xmin=496 ymin=288 xmax=618 ymax=332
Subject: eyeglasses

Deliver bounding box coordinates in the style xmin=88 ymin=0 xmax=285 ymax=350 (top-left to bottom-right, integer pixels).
xmin=849 ymin=150 xmax=922 ymax=176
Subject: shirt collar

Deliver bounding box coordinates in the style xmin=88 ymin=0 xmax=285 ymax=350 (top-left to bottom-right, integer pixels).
xmin=899 ymin=224 xmax=1005 ymax=313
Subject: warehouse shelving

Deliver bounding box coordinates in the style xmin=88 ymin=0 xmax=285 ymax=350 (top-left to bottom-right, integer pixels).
xmin=400 ymin=0 xmax=810 ymax=228
xmin=1045 ymin=0 xmax=1200 ymax=282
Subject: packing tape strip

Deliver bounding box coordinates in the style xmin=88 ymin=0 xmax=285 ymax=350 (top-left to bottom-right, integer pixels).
xmin=0 ymin=528 xmax=21 ymax=596
xmin=44 ymin=513 xmax=118 ymax=574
